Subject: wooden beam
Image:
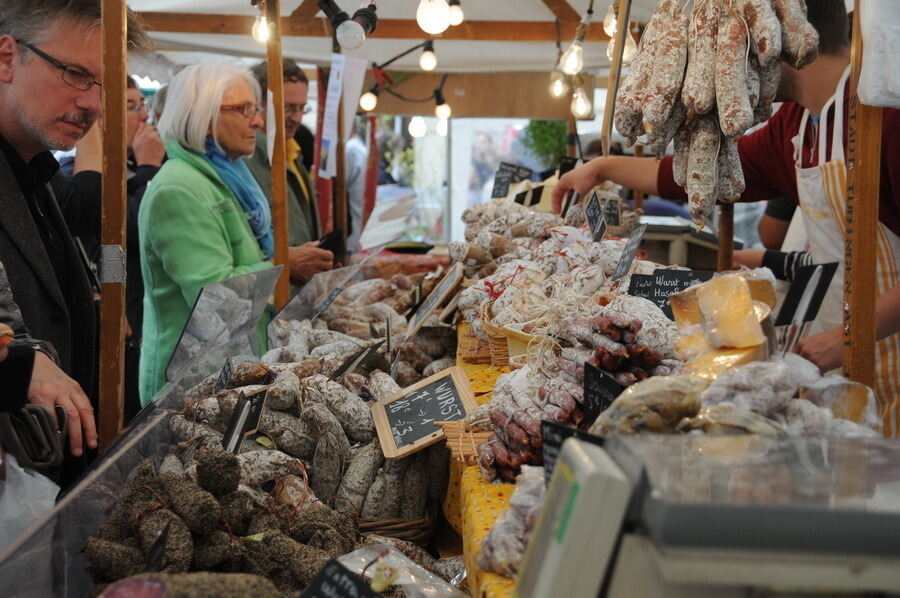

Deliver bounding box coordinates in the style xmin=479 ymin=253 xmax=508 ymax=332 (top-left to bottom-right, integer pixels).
xmin=843 ymin=0 xmax=880 ymax=393
xmin=290 ymin=0 xmax=320 ymax=20
xmin=137 ymin=12 xmax=611 ymax=42
xmin=541 ymin=0 xmax=580 ymax=23
xmin=267 ymin=0 xmax=291 ymax=310
xmin=99 ymin=0 xmax=127 ymax=450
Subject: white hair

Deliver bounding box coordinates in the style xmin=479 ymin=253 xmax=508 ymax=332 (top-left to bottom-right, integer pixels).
xmin=157 ymin=63 xmax=261 ymax=154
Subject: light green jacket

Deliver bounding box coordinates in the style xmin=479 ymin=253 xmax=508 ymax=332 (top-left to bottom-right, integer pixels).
xmin=138 ymin=140 xmax=271 ymax=403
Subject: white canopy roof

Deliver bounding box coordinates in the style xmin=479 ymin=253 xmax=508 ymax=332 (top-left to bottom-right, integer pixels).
xmin=129 ymin=0 xmax=661 ymax=80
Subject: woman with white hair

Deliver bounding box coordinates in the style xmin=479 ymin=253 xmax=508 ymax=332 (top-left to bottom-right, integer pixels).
xmin=137 ymin=63 xmax=276 ymax=403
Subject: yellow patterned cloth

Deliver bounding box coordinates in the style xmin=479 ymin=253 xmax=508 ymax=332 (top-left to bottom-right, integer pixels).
xmin=460 ymin=465 xmax=516 ymax=598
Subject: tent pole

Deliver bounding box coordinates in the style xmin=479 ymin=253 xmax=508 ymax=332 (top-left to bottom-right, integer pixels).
xmin=98 ymin=0 xmax=127 ymax=450
xmin=600 ymin=0 xmax=632 ymax=156
xmin=266 ymin=0 xmax=290 ymax=310
xmin=843 ymin=0 xmax=880 ymax=392
xmin=717 ymin=203 xmax=734 ymax=272
xmin=333 ymin=40 xmax=348 ymax=244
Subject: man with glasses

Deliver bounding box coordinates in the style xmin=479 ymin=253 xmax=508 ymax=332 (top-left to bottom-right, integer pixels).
xmin=0 ymin=0 xmax=147 ymax=479
xmin=247 ymin=59 xmax=334 ymax=285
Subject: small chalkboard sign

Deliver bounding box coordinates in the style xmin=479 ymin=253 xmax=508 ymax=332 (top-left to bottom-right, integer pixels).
xmin=775 ymin=262 xmax=838 ymax=326
xmin=583 ymin=362 xmax=622 ymax=422
xmin=331 ymin=340 xmax=386 ymax=381
xmin=406 ymin=262 xmax=464 ymax=339
xmin=214 ymin=357 xmax=234 ymax=394
xmin=371 ymin=366 xmax=477 ymax=459
xmin=558 ymin=157 xmax=582 ymax=177
xmin=611 ymin=223 xmax=648 ymax=282
xmin=560 ymin=190 xmax=578 ymax=218
xmin=514 ymin=186 xmax=544 ymax=207
xmin=628 ymin=268 xmax=714 ymax=319
xmin=603 ymin=198 xmax=621 ymax=227
xmin=491 ymin=170 xmax=513 ymax=198
xmin=222 ymin=388 xmax=268 ymax=453
xmin=439 ymin=292 xmax=461 ymax=323
xmin=585 ymin=191 xmax=604 ymax=237
xmin=541 ymin=421 xmax=605 ymax=487
xmin=498 ymin=162 xmax=533 ymax=183
xmin=300 ymin=558 xmax=377 ymax=598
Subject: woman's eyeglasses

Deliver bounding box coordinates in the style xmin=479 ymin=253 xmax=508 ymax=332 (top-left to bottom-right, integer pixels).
xmin=220 ymin=103 xmax=263 ymax=119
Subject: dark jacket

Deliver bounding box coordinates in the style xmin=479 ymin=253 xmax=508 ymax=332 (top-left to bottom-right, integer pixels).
xmin=0 ymin=147 xmax=98 ymax=396
xmin=0 ymin=259 xmax=38 ymax=412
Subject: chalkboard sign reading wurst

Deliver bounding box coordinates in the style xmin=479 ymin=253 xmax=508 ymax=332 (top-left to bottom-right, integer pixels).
xmin=371 ymin=366 xmax=477 ymax=459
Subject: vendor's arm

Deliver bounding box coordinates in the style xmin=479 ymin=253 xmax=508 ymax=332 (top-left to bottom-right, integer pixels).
xmin=552 ymin=157 xmax=661 ymax=212
xmin=797 ymin=282 xmax=900 ymax=373
xmin=144 ymin=184 xmax=271 ymax=307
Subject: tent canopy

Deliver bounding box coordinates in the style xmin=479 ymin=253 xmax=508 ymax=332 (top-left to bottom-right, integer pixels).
xmin=131 ymin=0 xmax=660 ymax=78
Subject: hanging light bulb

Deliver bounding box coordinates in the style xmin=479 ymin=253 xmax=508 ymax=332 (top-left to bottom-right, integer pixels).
xmin=251 ymin=12 xmax=271 ymax=44
xmin=448 ymin=0 xmax=465 ymax=26
xmin=408 ymin=116 xmax=427 ymax=138
xmin=436 ymin=118 xmax=448 ymax=137
xmin=571 ymin=76 xmax=593 ymax=119
xmin=558 ymin=41 xmax=583 ymax=76
xmin=336 ymin=19 xmax=366 ymax=50
xmin=419 ymin=40 xmax=438 ymax=72
xmin=549 ymin=69 xmax=569 ymax=99
xmin=606 ymin=31 xmax=637 ymax=65
xmin=359 ymin=86 xmax=379 ymax=112
xmin=319 ymin=0 xmax=378 ymax=51
xmin=434 ymin=88 xmax=451 ymax=119
xmin=603 ymin=3 xmax=617 ymax=37
xmin=416 ymin=0 xmax=451 ymax=35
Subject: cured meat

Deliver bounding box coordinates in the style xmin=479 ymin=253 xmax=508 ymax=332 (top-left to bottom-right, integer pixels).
xmin=686 ymin=114 xmax=720 ymax=226
xmin=716 ymin=10 xmax=753 ymax=138
xmin=641 ymin=3 xmax=689 ymax=134
xmin=774 ymin=0 xmax=819 ymax=69
xmin=740 ymin=0 xmax=782 ymax=65
xmin=682 ymin=0 xmax=719 ymax=120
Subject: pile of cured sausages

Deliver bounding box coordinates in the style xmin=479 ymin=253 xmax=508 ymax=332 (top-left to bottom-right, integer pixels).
xmin=615 ymin=0 xmax=819 ymax=226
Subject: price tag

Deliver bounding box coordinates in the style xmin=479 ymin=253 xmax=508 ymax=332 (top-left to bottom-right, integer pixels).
xmin=300 ymin=558 xmax=377 ymax=598
xmin=214 ymin=357 xmax=234 ymax=394
xmin=541 ymin=421 xmax=605 ymax=487
xmin=583 ymin=362 xmax=622 ymax=422
xmin=611 ymin=223 xmax=648 ymax=281
xmin=775 ymin=262 xmax=838 ymax=326
xmin=627 ymin=268 xmax=714 ymax=319
xmin=330 ymin=340 xmax=386 ymax=381
xmin=221 ymin=389 xmax=268 ymax=453
xmin=558 ymin=156 xmax=582 ymax=177
xmin=603 ymin=197 xmax=621 ymax=227
xmin=490 ymin=170 xmax=513 ymax=198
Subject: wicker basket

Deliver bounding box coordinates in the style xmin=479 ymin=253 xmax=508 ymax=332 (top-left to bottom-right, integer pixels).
xmin=438 ymin=420 xmax=493 ymax=467
xmin=479 ymin=300 xmax=509 ymax=367
xmin=359 ymin=509 xmax=436 ymax=547
xmin=458 ymin=324 xmax=492 ymax=364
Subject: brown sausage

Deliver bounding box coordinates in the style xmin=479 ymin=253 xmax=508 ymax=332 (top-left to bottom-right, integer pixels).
xmin=740 ymin=0 xmax=782 ymax=65
xmin=641 ymin=3 xmax=689 ymax=134
xmin=682 ymin=0 xmax=719 ymax=120
xmin=774 ymin=0 xmax=819 ymax=69
xmin=686 ymin=114 xmax=719 ymax=227
xmin=716 ymin=10 xmax=754 ymax=138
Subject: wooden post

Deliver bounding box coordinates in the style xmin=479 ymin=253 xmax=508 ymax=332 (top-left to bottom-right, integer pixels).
xmin=842 ymin=0 xmax=880 ymax=389
xmin=267 ymin=0 xmax=290 ymax=310
xmin=333 ymin=41 xmax=348 ymax=242
xmin=566 ymin=114 xmax=577 ymax=158
xmin=717 ymin=203 xmax=734 ymax=272
xmin=633 ymin=145 xmax=644 ymax=211
xmin=600 ymin=0 xmax=632 ymax=156
xmin=98 ymin=0 xmax=127 ymax=450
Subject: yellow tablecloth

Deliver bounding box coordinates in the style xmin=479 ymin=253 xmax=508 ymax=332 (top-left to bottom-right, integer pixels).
xmin=460 ymin=465 xmax=516 ymax=598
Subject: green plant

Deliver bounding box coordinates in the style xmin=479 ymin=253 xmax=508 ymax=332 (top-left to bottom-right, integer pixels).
xmin=520 ymin=120 xmax=567 ymax=169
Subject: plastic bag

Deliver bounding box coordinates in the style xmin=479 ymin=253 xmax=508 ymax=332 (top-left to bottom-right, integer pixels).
xmin=338 ymin=545 xmax=468 ymax=598
xmin=858 ymin=0 xmax=900 ymax=108
xmin=0 ymin=452 xmax=59 ymax=553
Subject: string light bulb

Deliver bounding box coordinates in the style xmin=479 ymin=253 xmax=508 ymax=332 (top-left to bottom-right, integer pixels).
xmin=434 ymin=88 xmax=451 ymax=119
xmin=416 ymin=0 xmax=451 ymax=35
xmin=570 ymin=77 xmax=592 ymax=119
xmin=606 ymin=31 xmax=637 ymax=65
xmin=549 ymin=69 xmax=569 ymax=98
xmin=603 ymin=3 xmax=617 ymax=37
xmin=448 ymin=0 xmax=464 ymax=26
xmin=558 ymin=8 xmax=592 ymax=76
xmin=318 ymin=0 xmax=378 ymax=51
xmin=408 ymin=116 xmax=427 ymax=138
xmin=251 ymin=12 xmax=270 ymax=44
xmin=419 ymin=40 xmax=438 ymax=72
xmin=359 ymin=86 xmax=379 ymax=112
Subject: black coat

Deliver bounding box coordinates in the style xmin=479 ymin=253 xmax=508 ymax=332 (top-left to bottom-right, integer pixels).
xmin=0 ymin=150 xmax=97 ymax=396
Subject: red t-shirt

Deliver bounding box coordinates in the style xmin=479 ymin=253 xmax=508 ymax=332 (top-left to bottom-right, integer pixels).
xmin=657 ymin=94 xmax=900 ymax=238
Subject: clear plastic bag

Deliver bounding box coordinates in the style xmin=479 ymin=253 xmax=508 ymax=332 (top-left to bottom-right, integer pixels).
xmin=858 ymin=0 xmax=900 ymax=108
xmin=338 ymin=545 xmax=468 ymax=597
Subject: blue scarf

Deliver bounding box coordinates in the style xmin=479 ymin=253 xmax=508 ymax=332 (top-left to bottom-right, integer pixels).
xmin=202 ymin=137 xmax=274 ymax=259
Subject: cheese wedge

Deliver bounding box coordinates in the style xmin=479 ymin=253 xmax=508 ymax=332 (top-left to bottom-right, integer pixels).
xmin=697 ymin=276 xmax=766 ymax=349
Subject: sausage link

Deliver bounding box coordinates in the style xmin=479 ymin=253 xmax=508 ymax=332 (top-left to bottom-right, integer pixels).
xmin=682 ymin=0 xmax=719 ymax=120
xmin=715 ymin=10 xmax=754 ymax=138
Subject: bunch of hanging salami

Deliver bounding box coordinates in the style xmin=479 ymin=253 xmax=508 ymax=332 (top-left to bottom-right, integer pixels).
xmin=615 ymin=0 xmax=819 ymax=227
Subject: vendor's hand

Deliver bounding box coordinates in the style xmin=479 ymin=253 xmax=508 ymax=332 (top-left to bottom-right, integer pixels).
xmin=288 ymin=242 xmax=334 ymax=282
xmin=795 ymin=326 xmax=843 ymax=374
xmin=551 ymin=159 xmax=605 ymax=212
xmin=0 ymin=324 xmax=12 ymax=361
xmin=28 ymin=352 xmax=97 ymax=457
xmin=732 ymin=249 xmax=765 ymax=270
xmin=132 ymin=123 xmax=165 ymax=167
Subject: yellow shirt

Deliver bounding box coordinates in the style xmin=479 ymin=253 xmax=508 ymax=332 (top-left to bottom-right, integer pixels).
xmin=286 ymin=138 xmax=311 ymax=203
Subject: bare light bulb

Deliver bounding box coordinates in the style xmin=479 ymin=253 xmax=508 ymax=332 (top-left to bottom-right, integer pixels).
xmin=571 ymin=87 xmax=592 ymax=119
xmin=359 ymin=91 xmax=378 ymax=112
xmin=416 ymin=0 xmax=451 ymax=35
xmin=603 ymin=3 xmax=617 ymax=36
xmin=559 ymin=41 xmax=584 ymax=76
xmin=251 ymin=13 xmax=270 ymax=44
xmin=606 ymin=33 xmax=637 ymax=65
xmin=448 ymin=1 xmax=464 ymax=26
xmin=549 ymin=69 xmax=569 ymax=98
xmin=419 ymin=49 xmax=438 ymax=71
xmin=336 ymin=19 xmax=366 ymax=50
xmin=435 ymin=101 xmax=451 ymax=120
xmin=437 ymin=118 xmax=448 ymax=136
xmin=408 ymin=116 xmax=427 ymax=138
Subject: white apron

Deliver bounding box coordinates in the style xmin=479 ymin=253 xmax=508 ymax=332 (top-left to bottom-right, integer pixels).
xmin=793 ymin=67 xmax=900 ymax=431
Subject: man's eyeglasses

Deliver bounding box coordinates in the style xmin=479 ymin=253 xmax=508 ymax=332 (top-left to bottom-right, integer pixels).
xmin=220 ymin=103 xmax=263 ymax=119
xmin=15 ymin=40 xmax=101 ymax=92
xmin=285 ymin=104 xmax=311 ymax=116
